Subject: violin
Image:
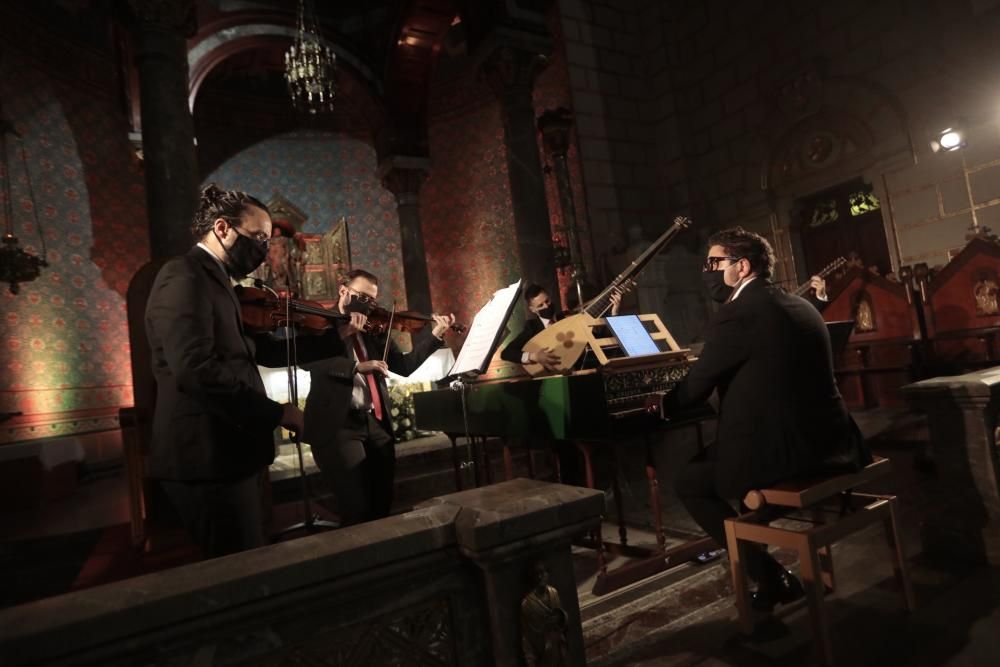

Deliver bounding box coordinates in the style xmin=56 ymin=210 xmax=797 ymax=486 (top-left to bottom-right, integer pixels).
xmin=363 ymin=303 xmax=467 ymax=337
xmin=236 ymin=285 xmax=349 ymax=334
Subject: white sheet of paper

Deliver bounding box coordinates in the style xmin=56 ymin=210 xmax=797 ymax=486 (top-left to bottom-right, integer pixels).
xmin=448 ymin=279 xmax=522 ymax=377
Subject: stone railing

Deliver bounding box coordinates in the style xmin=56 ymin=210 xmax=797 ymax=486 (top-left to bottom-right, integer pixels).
xmin=901 ymin=367 xmax=1000 ymax=565
xmin=0 ymin=478 xmax=603 ymax=667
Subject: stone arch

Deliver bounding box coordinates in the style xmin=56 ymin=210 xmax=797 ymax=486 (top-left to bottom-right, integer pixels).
xmin=187 ymin=21 xmax=384 ymax=122
xmin=751 ymin=70 xmax=914 ymax=196
xmin=747 ymin=68 xmax=917 ymax=281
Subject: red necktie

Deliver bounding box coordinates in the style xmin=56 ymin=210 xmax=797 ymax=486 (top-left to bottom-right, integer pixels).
xmin=353 ymin=335 xmax=384 ymax=421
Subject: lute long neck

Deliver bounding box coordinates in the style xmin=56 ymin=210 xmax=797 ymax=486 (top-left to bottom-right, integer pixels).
xmin=583 ymin=216 xmax=691 ymax=318
xmin=792 ymin=257 xmax=847 ymax=296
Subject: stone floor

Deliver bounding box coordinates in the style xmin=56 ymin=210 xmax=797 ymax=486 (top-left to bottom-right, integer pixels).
xmin=2 ymin=406 xmax=999 ymax=665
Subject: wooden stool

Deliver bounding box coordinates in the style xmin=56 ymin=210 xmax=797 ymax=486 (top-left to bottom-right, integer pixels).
xmin=723 ymin=456 xmax=915 ymax=665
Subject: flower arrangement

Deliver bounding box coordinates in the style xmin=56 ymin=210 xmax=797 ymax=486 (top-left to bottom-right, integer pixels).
xmin=387 ymin=380 xmax=436 ymax=442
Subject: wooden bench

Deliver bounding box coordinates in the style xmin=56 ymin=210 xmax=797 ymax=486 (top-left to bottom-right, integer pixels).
xmin=723 ymin=456 xmax=915 ymax=665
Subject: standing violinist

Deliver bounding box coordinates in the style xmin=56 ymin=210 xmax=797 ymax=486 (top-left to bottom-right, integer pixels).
xmin=145 ymin=184 xmax=345 ymax=559
xmin=303 ymin=269 xmax=455 ymax=525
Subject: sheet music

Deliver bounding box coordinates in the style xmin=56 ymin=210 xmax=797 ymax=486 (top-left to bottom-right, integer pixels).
xmin=448 ymin=279 xmax=522 ymax=377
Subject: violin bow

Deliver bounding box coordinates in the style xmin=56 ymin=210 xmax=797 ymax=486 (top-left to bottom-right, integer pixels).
xmin=381 ymin=300 xmax=396 ymax=362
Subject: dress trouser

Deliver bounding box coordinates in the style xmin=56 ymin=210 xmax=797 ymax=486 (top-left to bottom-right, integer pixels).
xmin=311 ymin=409 xmax=395 ymax=526
xmin=674 ymin=453 xmax=782 ymax=583
xmin=160 ymin=471 xmax=264 ymax=558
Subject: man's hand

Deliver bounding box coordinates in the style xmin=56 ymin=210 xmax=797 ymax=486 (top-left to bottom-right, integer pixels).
xmin=609 ymin=290 xmax=623 ymax=316
xmin=280 ymin=403 xmax=304 ymax=434
xmin=528 ymin=347 xmax=561 ymax=371
xmin=355 ymin=360 xmax=389 ymax=376
xmin=809 ymin=275 xmax=828 ymax=301
xmin=338 ymin=312 xmax=368 ymax=338
xmin=431 ymin=313 xmax=455 ymax=339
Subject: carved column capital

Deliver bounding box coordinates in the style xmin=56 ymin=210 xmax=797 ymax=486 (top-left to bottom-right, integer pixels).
xmin=127 ymin=0 xmax=197 ymax=37
xmin=379 ymin=156 xmax=430 ymax=207
xmin=481 ymin=44 xmax=550 ymax=103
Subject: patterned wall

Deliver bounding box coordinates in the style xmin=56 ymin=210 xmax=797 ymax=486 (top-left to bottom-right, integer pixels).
xmin=204 ymin=131 xmax=407 ymax=307
xmin=421 ymin=5 xmax=587 ymax=325
xmin=420 ymin=102 xmax=520 ymax=331
xmin=0 ymin=51 xmax=148 ymax=440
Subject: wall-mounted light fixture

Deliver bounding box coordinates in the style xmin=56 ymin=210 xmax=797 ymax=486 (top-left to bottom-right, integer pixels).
xmin=931 ymin=126 xmax=966 ymax=152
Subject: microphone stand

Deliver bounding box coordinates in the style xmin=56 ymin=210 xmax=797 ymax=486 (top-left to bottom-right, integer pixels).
xmin=259 ymin=281 xmax=339 ymax=540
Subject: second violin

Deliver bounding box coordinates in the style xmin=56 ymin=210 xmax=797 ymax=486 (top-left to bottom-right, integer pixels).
xmin=362 ymin=303 xmax=467 ymax=337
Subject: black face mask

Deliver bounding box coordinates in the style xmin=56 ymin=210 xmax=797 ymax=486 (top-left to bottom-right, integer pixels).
xmin=702 ymin=270 xmax=734 ymax=303
xmin=344 ymin=293 xmax=374 ymax=315
xmin=535 ymin=305 xmax=555 ymax=320
xmin=219 ymin=229 xmax=269 ymax=279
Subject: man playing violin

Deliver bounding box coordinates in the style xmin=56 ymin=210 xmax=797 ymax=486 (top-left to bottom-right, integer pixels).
xmin=145 ymin=184 xmax=345 ymax=558
xmin=303 ymin=269 xmax=455 ymax=525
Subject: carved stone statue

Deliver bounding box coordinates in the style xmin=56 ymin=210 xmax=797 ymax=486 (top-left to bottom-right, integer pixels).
xmin=521 ymin=561 xmax=569 ymax=667
xmin=974 ymin=278 xmax=999 ymax=316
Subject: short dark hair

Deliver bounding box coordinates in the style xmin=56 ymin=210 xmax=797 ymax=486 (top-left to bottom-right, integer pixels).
xmin=191 ymin=183 xmax=269 ymax=239
xmin=707 ymin=226 xmax=775 ymax=280
xmin=344 ymin=268 xmax=379 ymax=286
xmin=523 ymin=283 xmax=547 ymax=303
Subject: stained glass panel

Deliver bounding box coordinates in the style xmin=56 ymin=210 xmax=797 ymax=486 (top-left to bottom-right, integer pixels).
xmin=849 ymin=190 xmax=880 ymax=216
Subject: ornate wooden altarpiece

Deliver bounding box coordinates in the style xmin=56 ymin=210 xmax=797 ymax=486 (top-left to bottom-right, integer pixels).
xmin=821 ymin=266 xmax=921 ymax=409
xmin=920 ymin=235 xmax=1000 ymax=373
xmin=247 ymin=193 xmax=351 ymax=305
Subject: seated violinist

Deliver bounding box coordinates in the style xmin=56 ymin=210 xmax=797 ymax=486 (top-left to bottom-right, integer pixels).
xmin=302 ymin=269 xmax=455 ymax=525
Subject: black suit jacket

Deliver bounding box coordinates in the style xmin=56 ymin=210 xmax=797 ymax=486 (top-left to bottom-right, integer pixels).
xmin=302 ymin=326 xmax=444 ymax=446
xmin=145 ymin=248 xmax=343 ymax=481
xmin=664 ymin=279 xmax=866 ymax=496
xmin=500 ymin=317 xmax=547 ymax=364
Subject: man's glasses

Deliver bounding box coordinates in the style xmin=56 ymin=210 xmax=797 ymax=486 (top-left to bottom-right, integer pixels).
xmin=703 ymin=256 xmax=742 ymax=272
xmin=345 ymin=287 xmax=376 ymax=305
xmin=226 ymin=218 xmax=271 ymax=246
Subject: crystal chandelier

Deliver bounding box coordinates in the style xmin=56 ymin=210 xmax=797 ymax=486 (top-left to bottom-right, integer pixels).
xmin=284 ymin=0 xmax=337 ymax=114
xmin=0 ymin=111 xmax=46 ymax=295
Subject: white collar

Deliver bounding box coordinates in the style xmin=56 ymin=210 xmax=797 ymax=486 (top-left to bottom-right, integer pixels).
xmin=196 ymin=242 xmax=227 ymax=273
xmin=729 ymin=276 xmax=757 ymax=302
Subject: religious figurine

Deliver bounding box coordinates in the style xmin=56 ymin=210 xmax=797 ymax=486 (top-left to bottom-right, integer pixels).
xmin=521 ymin=561 xmax=569 ymax=667
xmin=855 ymin=293 xmax=876 ymax=332
xmin=974 ymin=278 xmax=999 ymax=316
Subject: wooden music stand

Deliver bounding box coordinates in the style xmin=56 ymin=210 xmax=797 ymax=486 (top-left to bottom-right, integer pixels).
xmin=584 ymin=313 xmax=689 ymax=367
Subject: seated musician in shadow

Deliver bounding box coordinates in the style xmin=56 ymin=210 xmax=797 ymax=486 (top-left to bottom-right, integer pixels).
xmin=803 ymin=274 xmax=829 ymax=311
xmin=661 ymin=227 xmax=870 ymax=613
xmin=500 ymin=283 xmax=622 ymax=371
xmin=498 ymin=283 xmax=621 ymax=487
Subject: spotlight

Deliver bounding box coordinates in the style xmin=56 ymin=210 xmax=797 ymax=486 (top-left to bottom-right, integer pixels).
xmin=931 ymin=127 xmax=966 ymax=152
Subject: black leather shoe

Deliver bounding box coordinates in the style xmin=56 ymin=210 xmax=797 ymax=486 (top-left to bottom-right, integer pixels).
xmin=750 ymin=569 xmax=805 ymax=612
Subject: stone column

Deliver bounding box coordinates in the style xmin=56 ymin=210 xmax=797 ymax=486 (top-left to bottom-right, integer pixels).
xmin=128 ymin=0 xmax=199 ymax=259
xmin=901 ymin=370 xmax=1000 ymax=565
xmin=538 ymin=107 xmax=586 ymax=307
xmin=482 ymin=45 xmax=558 ymax=297
xmin=380 ymin=156 xmax=432 ymax=314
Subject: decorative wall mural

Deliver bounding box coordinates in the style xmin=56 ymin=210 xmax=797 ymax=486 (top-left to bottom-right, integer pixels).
xmin=0 ymin=50 xmax=148 ymax=439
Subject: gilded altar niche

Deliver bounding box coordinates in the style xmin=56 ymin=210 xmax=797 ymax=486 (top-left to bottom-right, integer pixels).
xmin=973 ymin=273 xmax=999 ymax=317
xmin=854 ymin=290 xmax=877 ymax=333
